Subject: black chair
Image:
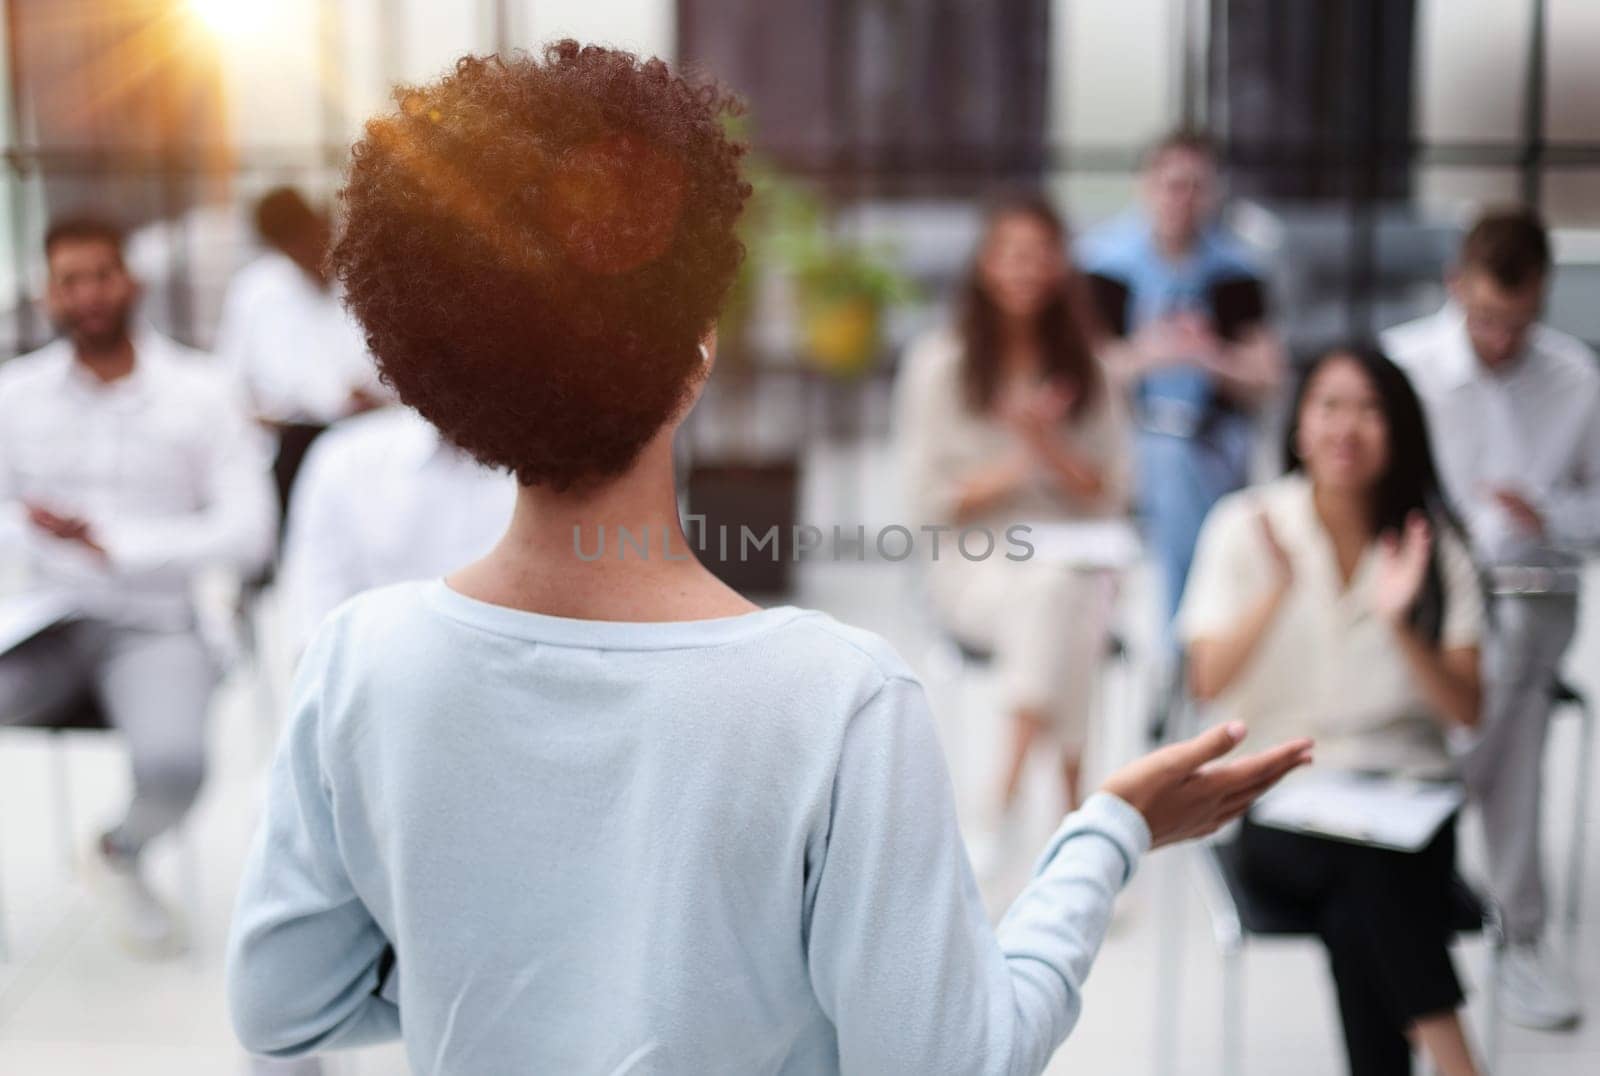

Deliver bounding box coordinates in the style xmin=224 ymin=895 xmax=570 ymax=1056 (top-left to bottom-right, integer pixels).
xmin=1186 ymin=837 xmax=1502 ymax=1074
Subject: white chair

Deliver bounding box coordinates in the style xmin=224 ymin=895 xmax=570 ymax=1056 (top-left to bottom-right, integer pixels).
xmin=1552 ymin=678 xmax=1594 ymax=939
xmin=0 ymin=695 xmax=202 ymax=964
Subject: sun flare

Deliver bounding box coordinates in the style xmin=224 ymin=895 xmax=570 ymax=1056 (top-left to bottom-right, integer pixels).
xmin=188 ymin=0 xmax=266 ymax=39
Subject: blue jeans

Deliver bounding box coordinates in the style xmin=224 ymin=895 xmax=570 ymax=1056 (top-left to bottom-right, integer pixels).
xmin=1135 ymin=416 xmax=1253 ymax=637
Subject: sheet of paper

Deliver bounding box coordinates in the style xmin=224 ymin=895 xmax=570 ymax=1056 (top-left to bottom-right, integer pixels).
xmin=0 ymin=591 xmax=78 ymax=656
xmin=1248 ymin=769 xmax=1463 ymax=853
xmin=1015 ymin=519 xmax=1143 ymax=568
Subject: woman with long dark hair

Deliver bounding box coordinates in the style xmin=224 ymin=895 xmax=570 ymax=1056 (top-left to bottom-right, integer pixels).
xmin=896 ymin=193 xmax=1131 ymax=850
xmin=1179 ymin=344 xmax=1486 ymax=1076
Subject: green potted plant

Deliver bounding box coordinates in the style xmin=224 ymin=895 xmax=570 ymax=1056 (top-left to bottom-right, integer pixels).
xmin=767 ymin=181 xmax=914 ymax=379
xmin=687 ymin=128 xmax=913 ymax=594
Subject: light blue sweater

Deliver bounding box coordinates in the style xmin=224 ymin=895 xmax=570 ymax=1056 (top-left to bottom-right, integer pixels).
xmin=227 ymin=580 xmax=1151 ymax=1075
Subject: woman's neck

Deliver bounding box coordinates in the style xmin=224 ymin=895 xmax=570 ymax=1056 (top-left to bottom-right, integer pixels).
xmin=1310 ymin=480 xmax=1374 ymax=585
xmin=446 ymin=432 xmax=756 ymax=622
xmin=997 ymin=315 xmax=1041 ymax=376
xmin=1310 ymin=483 xmax=1373 ymax=538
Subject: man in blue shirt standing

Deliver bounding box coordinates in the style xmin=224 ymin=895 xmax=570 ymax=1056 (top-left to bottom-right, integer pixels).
xmin=1080 ymin=131 xmax=1285 ymax=637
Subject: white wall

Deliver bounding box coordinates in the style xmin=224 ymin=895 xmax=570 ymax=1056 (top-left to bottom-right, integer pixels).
xmin=1416 ymin=0 xmax=1532 ymax=143
xmin=1048 ymin=0 xmax=1182 ymax=224
xmin=1415 ymin=0 xmax=1599 ymax=221
xmin=517 ymin=0 xmax=675 ymax=60
xmin=1052 ymin=0 xmax=1177 ymax=149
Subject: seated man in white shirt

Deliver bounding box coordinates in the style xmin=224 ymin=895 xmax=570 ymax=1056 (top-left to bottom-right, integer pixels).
xmin=280 ymin=405 xmax=515 ymax=652
xmin=1384 ymin=206 xmax=1600 ymax=1030
xmin=214 ymin=187 xmax=389 ymax=525
xmin=0 ymin=216 xmax=277 ymax=956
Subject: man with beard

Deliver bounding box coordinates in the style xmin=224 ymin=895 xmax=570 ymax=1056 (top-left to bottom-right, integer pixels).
xmin=0 ymin=215 xmax=276 ymax=956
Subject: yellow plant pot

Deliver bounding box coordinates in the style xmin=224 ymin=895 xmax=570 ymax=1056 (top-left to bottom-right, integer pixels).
xmin=801 ymin=296 xmax=881 ymax=377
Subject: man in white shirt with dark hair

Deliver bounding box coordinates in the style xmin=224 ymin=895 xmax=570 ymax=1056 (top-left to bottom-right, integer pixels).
xmin=215 ymin=187 xmax=385 ymax=427
xmin=0 ymin=215 xmax=277 ymax=956
xmin=214 ymin=187 xmax=389 ymax=524
xmin=1385 ymin=205 xmax=1600 ymax=1030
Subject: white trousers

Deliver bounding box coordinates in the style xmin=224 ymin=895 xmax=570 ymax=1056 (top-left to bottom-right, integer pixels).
xmin=929 ymin=556 xmax=1114 ymax=749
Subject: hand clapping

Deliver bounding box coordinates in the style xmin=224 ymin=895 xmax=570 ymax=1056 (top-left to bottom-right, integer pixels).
xmin=1371 ymin=512 xmax=1432 ymax=626
xmin=997 ymin=377 xmax=1077 ymax=449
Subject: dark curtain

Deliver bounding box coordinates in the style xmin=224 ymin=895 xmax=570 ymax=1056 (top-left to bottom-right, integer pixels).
xmin=677 ymin=0 xmax=1050 ymax=198
xmin=1213 ymin=0 xmax=1416 ymax=202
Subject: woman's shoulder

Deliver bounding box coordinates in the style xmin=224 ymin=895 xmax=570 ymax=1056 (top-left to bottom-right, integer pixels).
xmin=301 ymin=580 xmax=438 ymax=658
xmin=1207 ymin=475 xmax=1298 ymax=531
xmin=894 ymin=324 xmax=968 ymax=419
xmin=768 ymin=609 xmax=920 ymax=693
xmin=899 ymin=323 xmax=963 ymax=378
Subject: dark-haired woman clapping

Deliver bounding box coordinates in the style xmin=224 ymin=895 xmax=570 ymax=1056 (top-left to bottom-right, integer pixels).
xmin=1179 ymin=345 xmax=1486 ymax=1076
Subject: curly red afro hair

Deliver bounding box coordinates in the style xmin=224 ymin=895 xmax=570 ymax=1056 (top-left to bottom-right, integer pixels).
xmin=331 ymin=41 xmax=749 ymax=490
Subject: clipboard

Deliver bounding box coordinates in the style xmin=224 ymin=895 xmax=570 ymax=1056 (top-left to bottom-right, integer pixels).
xmin=0 ymin=592 xmax=79 ymax=656
xmin=1248 ymin=770 xmax=1462 ymax=853
xmin=1014 ymin=519 xmax=1143 ymax=569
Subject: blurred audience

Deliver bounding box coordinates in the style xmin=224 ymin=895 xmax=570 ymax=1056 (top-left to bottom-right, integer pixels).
xmin=280 ymin=404 xmax=515 ymax=653
xmin=214 ymin=187 xmax=388 ymax=523
xmin=896 ymin=193 xmax=1131 ymax=861
xmin=1080 ymin=130 xmax=1285 ymax=636
xmin=0 ymin=216 xmax=276 ymax=956
xmin=0 ymin=121 xmax=1592 ymax=1076
xmin=1181 ymin=345 xmax=1485 ymax=1076
xmin=1385 ymin=206 xmax=1600 ymax=1029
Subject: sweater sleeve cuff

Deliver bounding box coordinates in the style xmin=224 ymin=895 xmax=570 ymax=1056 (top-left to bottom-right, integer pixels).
xmin=1033 ymin=791 xmax=1153 ymax=888
xmin=94 ymin=520 xmax=175 ymax=575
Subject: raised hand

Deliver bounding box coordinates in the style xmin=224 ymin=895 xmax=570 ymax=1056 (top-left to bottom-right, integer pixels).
xmin=1133 ymin=312 xmax=1222 ymax=371
xmin=998 ymin=379 xmax=1079 ymax=469
xmin=1101 ymin=723 xmax=1314 ymax=849
xmin=1371 ymin=512 xmax=1432 ymax=626
xmin=1032 ymin=378 xmax=1078 ymax=424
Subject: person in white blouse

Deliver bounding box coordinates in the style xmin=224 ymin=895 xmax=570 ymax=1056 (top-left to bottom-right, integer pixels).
xmin=0 ymin=216 xmax=277 ymax=956
xmin=1384 ymin=207 xmax=1600 ymax=1030
xmin=1180 ymin=344 xmax=1487 ymax=1076
xmin=896 ymin=194 xmax=1132 ymax=858
xmin=280 ymin=405 xmax=516 ymax=653
xmin=213 ymin=187 xmax=388 ymax=523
